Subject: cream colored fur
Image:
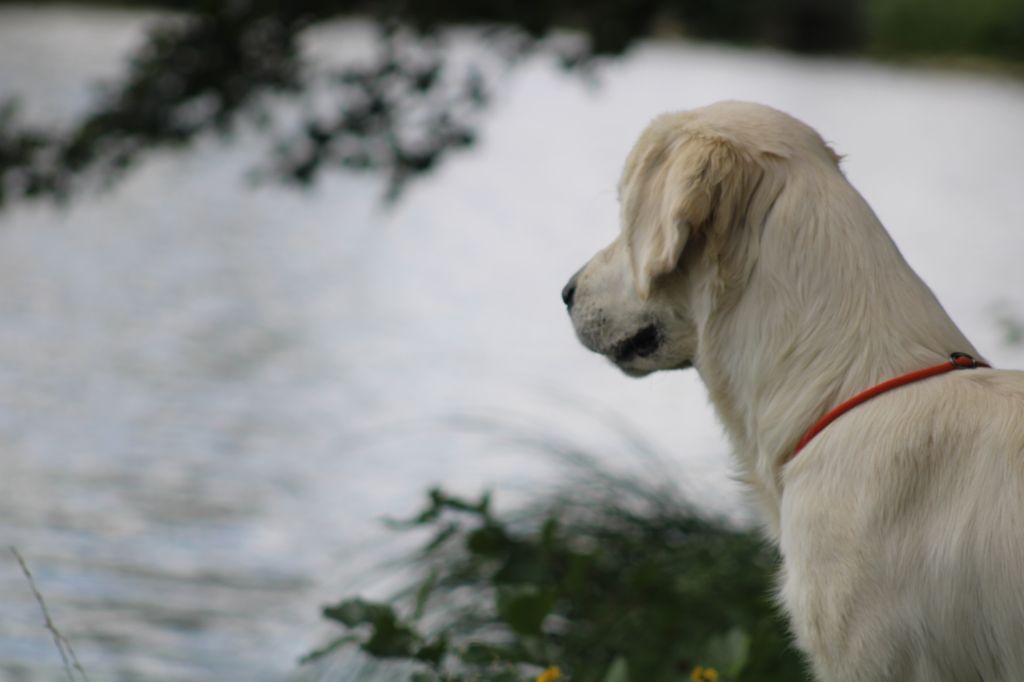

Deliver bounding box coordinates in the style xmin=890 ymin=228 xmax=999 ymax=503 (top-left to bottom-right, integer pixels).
xmin=564 ymin=100 xmax=1024 ymax=681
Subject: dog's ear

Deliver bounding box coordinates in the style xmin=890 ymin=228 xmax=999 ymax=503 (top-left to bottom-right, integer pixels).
xmin=621 ymin=131 xmax=758 ymax=299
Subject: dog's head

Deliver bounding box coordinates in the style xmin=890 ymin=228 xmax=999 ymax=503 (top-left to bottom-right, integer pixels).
xmin=563 ymin=101 xmax=838 ymax=376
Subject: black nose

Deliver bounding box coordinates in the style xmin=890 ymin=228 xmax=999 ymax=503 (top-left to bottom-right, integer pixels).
xmin=561 ymin=274 xmax=578 ymax=309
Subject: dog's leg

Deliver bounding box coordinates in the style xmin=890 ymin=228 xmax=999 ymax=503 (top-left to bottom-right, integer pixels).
xmin=777 ymin=484 xmax=916 ymax=682
xmin=779 ymin=561 xmax=909 ymax=682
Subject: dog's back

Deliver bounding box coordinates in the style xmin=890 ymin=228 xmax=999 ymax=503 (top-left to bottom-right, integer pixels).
xmin=781 ymin=369 xmax=1024 ymax=681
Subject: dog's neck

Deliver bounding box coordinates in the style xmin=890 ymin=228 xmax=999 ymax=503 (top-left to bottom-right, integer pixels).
xmin=693 ymin=166 xmax=977 ymax=537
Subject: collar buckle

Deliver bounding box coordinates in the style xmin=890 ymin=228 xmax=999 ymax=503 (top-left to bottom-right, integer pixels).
xmin=949 ymin=352 xmax=980 ymax=369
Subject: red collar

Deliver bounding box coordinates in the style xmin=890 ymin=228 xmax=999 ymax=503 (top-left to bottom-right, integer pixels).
xmin=788 ymin=353 xmax=991 ymax=463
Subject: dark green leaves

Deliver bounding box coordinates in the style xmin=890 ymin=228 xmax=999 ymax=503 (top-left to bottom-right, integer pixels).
xmin=702 ymin=628 xmax=752 ymax=679
xmin=323 ymin=598 xmax=395 ymax=628
xmin=316 ymin=596 xmax=451 ymax=668
xmin=322 ymin=599 xmax=419 ymax=659
xmin=309 ymin=482 xmax=811 ymax=682
xmin=496 ymin=586 xmax=557 ymax=636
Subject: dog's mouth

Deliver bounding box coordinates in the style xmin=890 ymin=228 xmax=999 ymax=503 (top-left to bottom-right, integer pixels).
xmin=612 ymin=324 xmax=662 ymax=364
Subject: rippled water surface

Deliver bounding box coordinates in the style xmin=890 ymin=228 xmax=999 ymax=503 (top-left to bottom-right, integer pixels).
xmin=2 ymin=7 xmax=1023 ymax=681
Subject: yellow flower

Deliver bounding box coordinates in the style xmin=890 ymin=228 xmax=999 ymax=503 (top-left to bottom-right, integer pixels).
xmin=536 ymin=666 xmax=562 ymax=682
xmin=690 ymin=665 xmax=719 ymax=682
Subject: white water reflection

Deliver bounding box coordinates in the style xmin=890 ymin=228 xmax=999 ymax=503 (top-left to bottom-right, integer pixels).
xmin=1 ymin=7 xmax=1023 ymax=681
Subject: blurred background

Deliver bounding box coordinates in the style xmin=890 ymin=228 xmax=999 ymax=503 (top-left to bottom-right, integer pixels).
xmin=1 ymin=1 xmax=1022 ymax=680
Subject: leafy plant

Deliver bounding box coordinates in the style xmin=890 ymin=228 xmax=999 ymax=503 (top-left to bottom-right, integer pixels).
xmin=306 ymin=468 xmax=810 ymax=682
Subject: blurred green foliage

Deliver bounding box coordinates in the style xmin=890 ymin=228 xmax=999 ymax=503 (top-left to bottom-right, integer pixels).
xmin=306 ymin=482 xmax=810 ymax=682
xmin=867 ymin=0 xmax=1024 ymax=62
xmin=0 ymin=0 xmax=1020 ymax=209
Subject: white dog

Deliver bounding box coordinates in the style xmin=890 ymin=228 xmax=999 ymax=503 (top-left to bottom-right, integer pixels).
xmin=563 ymin=101 xmax=1024 ymax=681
